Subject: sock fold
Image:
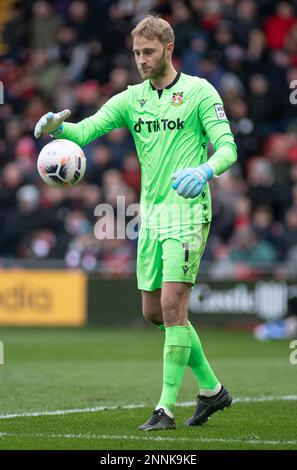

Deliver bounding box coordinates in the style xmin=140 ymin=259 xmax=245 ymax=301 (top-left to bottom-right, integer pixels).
xmin=157 ymin=326 xmax=191 ymax=414
xmin=159 ymin=322 xmax=220 ymax=392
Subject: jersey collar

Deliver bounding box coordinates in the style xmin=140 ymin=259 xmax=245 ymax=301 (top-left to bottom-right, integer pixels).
xmin=150 ymin=71 xmax=181 ymax=92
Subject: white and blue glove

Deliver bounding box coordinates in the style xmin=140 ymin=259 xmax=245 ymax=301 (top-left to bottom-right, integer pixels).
xmin=172 ymin=163 xmax=214 ymax=199
xmin=34 ymin=109 xmax=71 ymax=139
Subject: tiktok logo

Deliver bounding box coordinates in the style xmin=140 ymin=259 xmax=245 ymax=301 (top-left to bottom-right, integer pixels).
xmin=133 ymin=118 xmax=185 ymax=133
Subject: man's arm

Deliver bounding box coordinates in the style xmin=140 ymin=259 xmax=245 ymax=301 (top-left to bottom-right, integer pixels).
xmin=34 ymin=90 xmax=129 ymax=147
xmin=197 ymin=79 xmax=237 ymax=176
xmin=172 ymin=79 xmax=237 ymax=199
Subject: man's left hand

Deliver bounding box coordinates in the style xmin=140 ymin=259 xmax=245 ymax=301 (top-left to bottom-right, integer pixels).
xmin=172 ymin=163 xmax=214 ymax=199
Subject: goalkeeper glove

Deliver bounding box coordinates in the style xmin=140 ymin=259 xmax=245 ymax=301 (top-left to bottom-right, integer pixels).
xmin=34 ymin=109 xmax=71 ymax=139
xmin=172 ymin=163 xmax=214 ymax=199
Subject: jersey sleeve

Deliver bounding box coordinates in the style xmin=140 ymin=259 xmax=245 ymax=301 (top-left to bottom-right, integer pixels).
xmin=197 ymin=79 xmax=237 ymax=176
xmin=59 ymin=89 xmax=129 ymax=147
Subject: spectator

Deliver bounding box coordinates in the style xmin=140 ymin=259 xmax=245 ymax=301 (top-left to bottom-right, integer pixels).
xmin=29 ymin=0 xmax=63 ymax=49
xmin=3 ymin=2 xmax=27 ymax=59
xmin=264 ymin=2 xmax=297 ymax=50
xmin=229 ymin=226 xmax=277 ymax=265
xmin=234 ymin=0 xmax=259 ymax=48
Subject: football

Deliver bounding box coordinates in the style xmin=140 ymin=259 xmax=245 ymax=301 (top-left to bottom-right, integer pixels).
xmin=37 ymin=139 xmax=86 ymax=187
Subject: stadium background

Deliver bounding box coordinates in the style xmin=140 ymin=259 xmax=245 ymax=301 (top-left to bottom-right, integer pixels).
xmin=0 ymin=0 xmax=297 ymax=452
xmin=0 ymin=0 xmax=297 ymax=328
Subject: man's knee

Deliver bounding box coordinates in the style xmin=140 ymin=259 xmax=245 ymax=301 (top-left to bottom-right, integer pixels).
xmin=142 ymin=308 xmax=163 ymax=325
xmin=141 ymin=289 xmax=163 ymax=325
xmin=161 ymin=282 xmax=191 ymax=325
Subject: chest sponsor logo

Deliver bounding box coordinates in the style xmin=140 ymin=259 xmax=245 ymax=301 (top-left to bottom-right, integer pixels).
xmin=133 ymin=118 xmax=185 ymax=133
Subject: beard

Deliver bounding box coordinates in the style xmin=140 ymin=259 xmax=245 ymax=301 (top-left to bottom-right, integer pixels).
xmin=139 ymin=48 xmax=167 ymax=80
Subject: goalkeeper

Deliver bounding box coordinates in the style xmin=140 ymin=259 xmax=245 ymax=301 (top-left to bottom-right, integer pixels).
xmin=34 ymin=16 xmax=237 ymax=431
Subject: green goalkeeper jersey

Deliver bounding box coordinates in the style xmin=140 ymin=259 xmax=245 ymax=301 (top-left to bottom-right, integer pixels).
xmin=59 ymin=72 xmax=237 ymax=229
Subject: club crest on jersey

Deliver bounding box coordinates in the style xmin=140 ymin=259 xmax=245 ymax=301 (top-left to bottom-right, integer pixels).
xmin=171 ymin=92 xmax=184 ymax=106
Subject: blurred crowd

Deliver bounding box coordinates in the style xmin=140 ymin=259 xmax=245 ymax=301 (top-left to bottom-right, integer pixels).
xmin=0 ymin=0 xmax=297 ymax=278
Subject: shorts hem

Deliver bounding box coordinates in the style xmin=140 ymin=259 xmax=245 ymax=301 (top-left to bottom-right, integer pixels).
xmin=137 ymin=285 xmax=162 ymax=291
xmin=162 ymin=278 xmax=196 ymax=284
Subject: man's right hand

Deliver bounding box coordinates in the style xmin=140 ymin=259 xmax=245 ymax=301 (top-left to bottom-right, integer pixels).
xmin=34 ymin=109 xmax=71 ymax=139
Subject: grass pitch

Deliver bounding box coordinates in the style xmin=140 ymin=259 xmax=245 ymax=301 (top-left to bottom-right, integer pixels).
xmin=0 ymin=326 xmax=296 ymax=450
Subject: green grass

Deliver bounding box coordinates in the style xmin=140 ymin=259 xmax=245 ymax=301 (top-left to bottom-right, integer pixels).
xmin=0 ymin=327 xmax=296 ymax=450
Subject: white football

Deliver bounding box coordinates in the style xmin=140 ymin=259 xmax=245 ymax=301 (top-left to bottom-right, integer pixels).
xmin=37 ymin=139 xmax=86 ymax=187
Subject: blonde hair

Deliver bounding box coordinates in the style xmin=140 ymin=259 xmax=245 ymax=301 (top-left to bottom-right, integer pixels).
xmin=131 ymin=15 xmax=175 ymax=45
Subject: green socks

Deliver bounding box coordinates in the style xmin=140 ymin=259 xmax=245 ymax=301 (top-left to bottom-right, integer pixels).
xmin=158 ymin=322 xmax=219 ymax=395
xmin=156 ymin=326 xmax=191 ymax=415
xmin=187 ymin=322 xmax=219 ymax=390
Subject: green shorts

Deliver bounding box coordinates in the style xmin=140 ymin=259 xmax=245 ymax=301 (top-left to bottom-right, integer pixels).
xmin=136 ymin=223 xmax=210 ymax=291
